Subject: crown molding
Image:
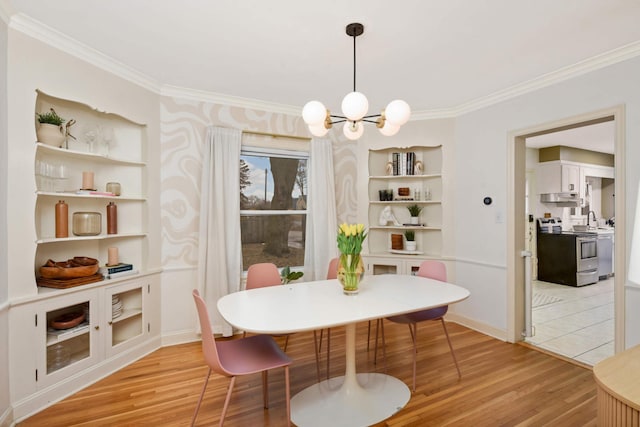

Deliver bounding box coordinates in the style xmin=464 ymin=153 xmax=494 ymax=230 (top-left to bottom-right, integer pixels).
xmin=160 ymin=85 xmax=301 ymax=116
xmin=9 ymin=13 xmax=161 ymax=93
xmin=448 ymin=40 xmax=640 ymax=117
xmin=7 ymin=12 xmax=640 ymax=120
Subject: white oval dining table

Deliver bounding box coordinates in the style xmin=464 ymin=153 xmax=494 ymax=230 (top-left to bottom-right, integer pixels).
xmin=217 ymin=273 xmax=470 ymax=427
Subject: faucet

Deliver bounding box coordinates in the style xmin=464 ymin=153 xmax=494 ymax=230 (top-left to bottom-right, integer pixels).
xmin=587 ymin=211 xmax=597 ymax=227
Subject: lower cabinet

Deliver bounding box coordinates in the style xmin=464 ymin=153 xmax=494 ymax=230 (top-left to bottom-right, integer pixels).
xmin=363 ymin=255 xmax=425 ymax=276
xmin=10 ymin=273 xmax=160 ymax=419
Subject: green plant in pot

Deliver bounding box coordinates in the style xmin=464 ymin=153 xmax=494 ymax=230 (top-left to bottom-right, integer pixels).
xmin=404 ymin=230 xmax=417 ymax=251
xmin=36 ymin=108 xmax=66 ymax=147
xmin=407 ymin=204 xmax=422 ymax=224
xmin=280 ymin=266 xmax=304 ymax=284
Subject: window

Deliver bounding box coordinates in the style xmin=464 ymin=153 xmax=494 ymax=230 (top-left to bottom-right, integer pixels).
xmin=240 ymin=147 xmax=308 ymax=270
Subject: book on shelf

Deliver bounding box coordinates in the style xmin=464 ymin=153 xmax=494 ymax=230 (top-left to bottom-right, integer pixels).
xmin=104 ymin=269 xmax=138 ymax=280
xmin=99 ymin=263 xmax=133 ymax=275
xmin=391 ymin=152 xmax=416 ymax=176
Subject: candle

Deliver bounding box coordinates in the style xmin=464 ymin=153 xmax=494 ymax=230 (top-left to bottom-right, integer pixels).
xmin=107 ymin=247 xmax=119 ymax=266
xmin=82 ymin=171 xmax=94 ymax=190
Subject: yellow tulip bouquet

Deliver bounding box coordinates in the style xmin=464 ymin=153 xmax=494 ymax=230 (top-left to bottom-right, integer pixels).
xmin=336 ymin=223 xmax=367 ymax=293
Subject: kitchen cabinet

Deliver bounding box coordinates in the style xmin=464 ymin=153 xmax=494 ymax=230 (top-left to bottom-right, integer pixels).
xmin=537 ymin=161 xmax=580 ymax=194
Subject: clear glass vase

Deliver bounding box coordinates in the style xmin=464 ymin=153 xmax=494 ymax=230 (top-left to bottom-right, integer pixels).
xmin=338 ymin=253 xmax=364 ymax=295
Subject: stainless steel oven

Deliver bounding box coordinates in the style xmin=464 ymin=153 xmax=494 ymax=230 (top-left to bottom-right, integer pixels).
xmin=576 ymin=235 xmax=598 ymax=286
xmin=577 ymin=235 xmax=598 ymax=271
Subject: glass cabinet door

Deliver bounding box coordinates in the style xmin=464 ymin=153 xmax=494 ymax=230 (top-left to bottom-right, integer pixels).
xmin=105 ymin=280 xmax=145 ymax=357
xmin=38 ymin=291 xmax=99 ymax=389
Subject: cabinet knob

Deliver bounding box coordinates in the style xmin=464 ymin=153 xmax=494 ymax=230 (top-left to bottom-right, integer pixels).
xmin=94 ymin=325 xmax=100 ymax=330
xmin=108 ymin=321 xmax=113 ymax=325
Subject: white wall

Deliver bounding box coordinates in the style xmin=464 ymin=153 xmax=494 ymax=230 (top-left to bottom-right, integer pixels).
xmin=452 ymin=56 xmax=640 ymax=345
xmin=0 ymin=9 xmax=11 ymax=427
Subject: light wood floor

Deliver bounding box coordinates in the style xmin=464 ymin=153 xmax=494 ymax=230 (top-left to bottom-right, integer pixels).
xmin=18 ymin=321 xmax=597 ymax=426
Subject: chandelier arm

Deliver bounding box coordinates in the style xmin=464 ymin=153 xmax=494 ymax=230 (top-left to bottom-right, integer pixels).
xmin=362 ymin=119 xmax=382 ymax=124
xmin=361 ymin=114 xmax=382 ymax=119
xmin=328 ymin=118 xmax=348 ymax=125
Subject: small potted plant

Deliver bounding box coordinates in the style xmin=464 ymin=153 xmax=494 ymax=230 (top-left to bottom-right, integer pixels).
xmin=404 ymin=230 xmax=417 ymax=251
xmin=280 ymin=266 xmax=304 ymax=284
xmin=36 ymin=108 xmax=66 ymax=147
xmin=407 ymin=204 xmax=423 ymax=225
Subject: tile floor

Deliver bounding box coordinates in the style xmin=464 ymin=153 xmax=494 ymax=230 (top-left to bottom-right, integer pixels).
xmin=525 ymin=277 xmax=614 ymax=366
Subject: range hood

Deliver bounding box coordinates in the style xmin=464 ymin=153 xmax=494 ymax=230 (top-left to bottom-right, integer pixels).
xmin=540 ymin=192 xmax=580 ymax=206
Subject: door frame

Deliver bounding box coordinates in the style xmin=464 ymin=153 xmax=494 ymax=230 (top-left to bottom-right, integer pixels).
xmin=506 ymin=105 xmax=626 ymax=351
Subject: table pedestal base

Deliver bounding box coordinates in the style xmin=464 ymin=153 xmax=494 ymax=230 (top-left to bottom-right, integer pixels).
xmin=290 ymin=372 xmax=410 ymax=427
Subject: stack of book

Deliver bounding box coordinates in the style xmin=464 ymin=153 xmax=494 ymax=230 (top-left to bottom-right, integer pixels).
xmin=391 ymin=152 xmax=417 ymax=176
xmin=99 ymin=263 xmax=137 ymax=279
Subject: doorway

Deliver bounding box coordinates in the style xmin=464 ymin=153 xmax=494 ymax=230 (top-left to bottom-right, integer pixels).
xmin=507 ymin=107 xmax=626 ymax=364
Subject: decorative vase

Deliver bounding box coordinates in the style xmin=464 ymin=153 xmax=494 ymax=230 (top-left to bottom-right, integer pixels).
xmin=36 ymin=123 xmax=65 ymax=147
xmin=338 ymin=253 xmax=364 ymax=295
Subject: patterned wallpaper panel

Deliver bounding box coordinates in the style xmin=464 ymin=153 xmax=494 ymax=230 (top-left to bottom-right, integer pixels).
xmin=160 ymin=97 xmax=357 ymax=267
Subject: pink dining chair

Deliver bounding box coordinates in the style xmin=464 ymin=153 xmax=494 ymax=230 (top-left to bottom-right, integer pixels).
xmin=245 ymin=263 xmax=291 ymax=351
xmin=191 ymin=290 xmax=292 ymax=427
xmin=375 ymin=260 xmax=461 ymax=392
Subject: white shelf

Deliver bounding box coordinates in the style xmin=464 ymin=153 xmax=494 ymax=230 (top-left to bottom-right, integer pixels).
xmin=370 ymin=200 xmax=440 ymax=205
xmin=389 ymin=249 xmax=424 ymax=255
xmin=46 ymin=322 xmax=90 ymax=345
xmin=111 ymin=308 xmax=142 ymax=324
xmin=36 ymin=143 xmax=146 ymax=166
xmin=36 ymin=232 xmax=147 ymax=244
xmin=369 ymin=173 xmax=441 ymax=180
xmin=370 ymin=225 xmax=441 ymax=231
xmin=36 ymin=191 xmax=146 ymax=201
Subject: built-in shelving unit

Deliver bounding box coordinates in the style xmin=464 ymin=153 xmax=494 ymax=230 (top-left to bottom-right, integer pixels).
xmin=363 ymin=145 xmax=444 ymax=275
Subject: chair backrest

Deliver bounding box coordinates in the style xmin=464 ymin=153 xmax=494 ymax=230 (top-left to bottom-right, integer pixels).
xmin=417 ymin=260 xmax=449 ymax=316
xmin=246 ymin=263 xmax=282 ymax=290
xmin=192 ymin=289 xmax=229 ymax=376
xmin=326 ymin=257 xmax=339 ymax=280
xmin=417 ymin=260 xmax=447 ymax=282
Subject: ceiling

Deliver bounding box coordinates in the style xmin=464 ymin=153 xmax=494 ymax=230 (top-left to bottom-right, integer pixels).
xmin=526 ymin=121 xmax=615 ymax=154
xmin=4 ymin=0 xmax=640 ymax=141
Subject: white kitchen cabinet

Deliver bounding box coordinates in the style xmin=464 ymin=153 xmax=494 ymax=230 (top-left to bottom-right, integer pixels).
xmin=537 ymin=161 xmax=580 ymax=194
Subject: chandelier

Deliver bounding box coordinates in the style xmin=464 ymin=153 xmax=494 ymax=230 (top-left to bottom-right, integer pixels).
xmin=302 ymin=23 xmax=411 ymax=140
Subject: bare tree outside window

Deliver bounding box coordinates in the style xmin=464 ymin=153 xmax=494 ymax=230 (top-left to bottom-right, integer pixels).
xmin=239 ymin=150 xmax=308 ymax=269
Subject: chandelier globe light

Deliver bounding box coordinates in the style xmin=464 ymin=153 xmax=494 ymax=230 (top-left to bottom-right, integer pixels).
xmin=302 ymin=23 xmax=410 ymax=140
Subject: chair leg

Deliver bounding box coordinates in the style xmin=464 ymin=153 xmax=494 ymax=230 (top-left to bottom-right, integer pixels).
xmin=440 ymin=318 xmax=461 ymax=378
xmin=219 ymin=376 xmax=236 ymax=427
xmin=326 ymin=328 xmax=331 ymax=379
xmin=262 ymin=371 xmax=269 ymax=408
xmin=318 ymin=329 xmax=324 ymax=352
xmin=366 ymin=320 xmax=372 ymax=351
xmin=191 ymin=367 xmax=212 ymax=427
xmin=283 ymin=335 xmax=290 ymax=352
xmin=373 ymin=319 xmax=387 ymax=372
xmin=284 ymin=366 xmax=291 ymax=427
xmin=313 ymin=330 xmax=321 ymax=382
xmin=409 ymin=323 xmax=417 ymax=393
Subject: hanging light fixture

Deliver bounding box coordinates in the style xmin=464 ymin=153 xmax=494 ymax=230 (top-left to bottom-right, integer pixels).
xmin=302 ymin=23 xmax=411 ymax=140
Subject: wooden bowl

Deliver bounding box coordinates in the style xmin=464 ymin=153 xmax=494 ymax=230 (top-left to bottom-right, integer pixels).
xmin=39 ymin=258 xmax=99 ymax=279
xmin=50 ymin=311 xmax=86 ymax=330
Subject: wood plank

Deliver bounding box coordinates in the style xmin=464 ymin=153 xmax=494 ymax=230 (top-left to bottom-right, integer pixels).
xmin=17 ymin=321 xmax=597 ymax=426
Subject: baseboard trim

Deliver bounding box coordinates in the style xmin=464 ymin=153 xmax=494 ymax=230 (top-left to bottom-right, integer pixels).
xmin=0 ymin=406 xmax=13 ymax=427
xmin=161 ymin=330 xmax=199 ymax=347
xmin=446 ymin=312 xmax=508 ymax=342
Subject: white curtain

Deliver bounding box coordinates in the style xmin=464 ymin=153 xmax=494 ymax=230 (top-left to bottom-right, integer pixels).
xmin=304 ymin=138 xmax=339 ymax=280
xmin=197 ymin=126 xmax=242 ymax=336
